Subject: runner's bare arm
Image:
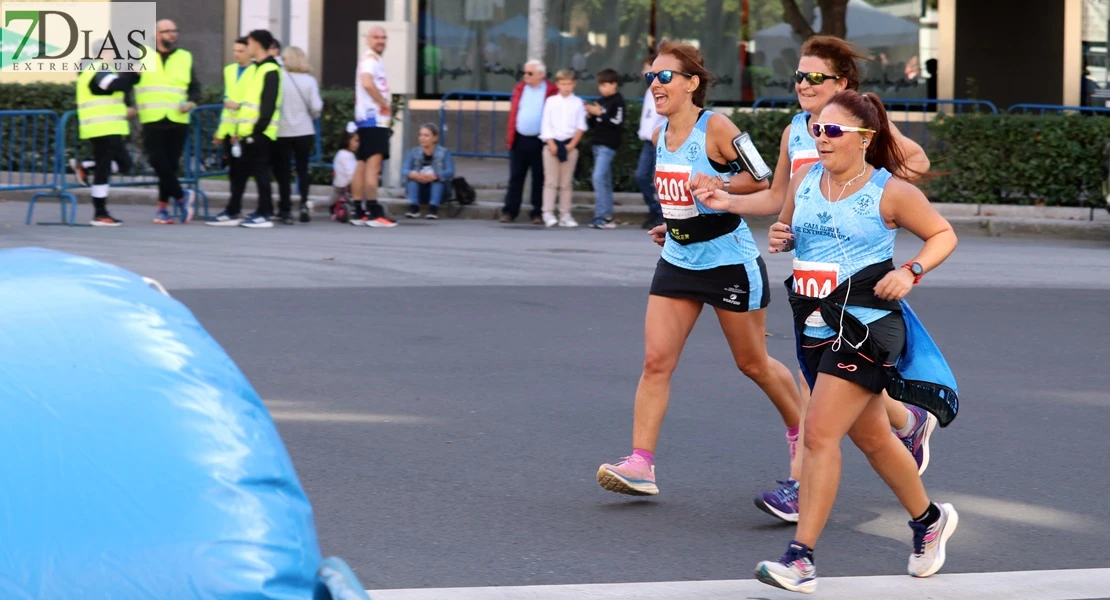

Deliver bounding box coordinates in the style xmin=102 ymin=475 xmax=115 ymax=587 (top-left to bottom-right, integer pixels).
xmin=766 ymin=162 xmax=810 ymax=254
xmin=707 ymin=113 xmax=768 ymax=194
xmin=360 ymin=68 xmax=389 ymax=111
xmin=889 ymin=119 xmax=930 ymax=181
xmin=881 ymin=178 xmax=956 ymax=274
xmin=691 ymin=127 xmax=794 ymax=216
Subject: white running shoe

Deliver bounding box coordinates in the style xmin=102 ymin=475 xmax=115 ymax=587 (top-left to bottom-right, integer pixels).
xmin=558 ymin=213 xmax=578 ymax=228
xmin=908 ymin=503 xmax=959 ymax=578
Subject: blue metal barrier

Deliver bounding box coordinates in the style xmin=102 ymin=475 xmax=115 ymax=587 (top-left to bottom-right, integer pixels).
xmin=436 ymin=90 xmax=602 ymax=159
xmin=1 ymin=110 xmax=77 ymax=225
xmin=52 ymin=110 xmax=196 ymax=225
xmin=187 ymin=104 xmax=228 ymax=218
xmin=438 ymin=91 xmax=513 ymax=158
xmin=1007 ymin=103 xmax=1110 ymax=116
xmin=882 ymin=99 xmax=999 ymax=149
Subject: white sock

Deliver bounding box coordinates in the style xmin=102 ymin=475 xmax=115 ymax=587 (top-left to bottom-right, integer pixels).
xmin=894 ymin=407 xmax=917 ymax=438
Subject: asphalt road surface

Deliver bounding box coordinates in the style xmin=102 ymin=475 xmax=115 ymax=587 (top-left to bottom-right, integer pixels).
xmin=2 ymin=203 xmax=1108 ymax=599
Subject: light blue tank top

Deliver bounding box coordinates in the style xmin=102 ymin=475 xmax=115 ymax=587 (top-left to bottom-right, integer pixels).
xmin=791 ymin=162 xmax=898 ymax=339
xmin=787 ymin=112 xmax=820 ymax=177
xmin=657 ymin=111 xmax=760 ymax=270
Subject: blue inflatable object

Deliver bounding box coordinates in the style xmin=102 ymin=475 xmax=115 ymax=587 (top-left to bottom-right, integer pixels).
xmin=0 ymin=248 xmax=369 ymax=600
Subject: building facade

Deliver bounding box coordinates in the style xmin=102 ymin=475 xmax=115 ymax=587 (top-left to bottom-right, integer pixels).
xmin=2 ymin=0 xmax=1102 ymax=111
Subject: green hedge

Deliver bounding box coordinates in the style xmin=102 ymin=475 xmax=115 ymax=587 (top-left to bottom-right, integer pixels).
xmin=2 ymin=82 xmax=1107 ymax=207
xmin=924 ymin=113 xmax=1110 ymax=206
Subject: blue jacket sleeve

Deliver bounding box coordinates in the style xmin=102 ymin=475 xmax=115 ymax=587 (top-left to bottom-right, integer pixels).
xmin=401 ymin=148 xmax=415 ymax=176
xmin=440 ymin=149 xmax=455 ymax=181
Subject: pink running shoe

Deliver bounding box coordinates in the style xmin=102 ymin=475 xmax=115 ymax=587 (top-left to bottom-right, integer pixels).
xmin=596 ymin=454 xmax=658 ymax=496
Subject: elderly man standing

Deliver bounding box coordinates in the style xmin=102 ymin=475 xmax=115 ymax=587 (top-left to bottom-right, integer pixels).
xmin=500 ymin=60 xmax=556 ymax=224
xmin=136 ymin=19 xmax=200 ymax=225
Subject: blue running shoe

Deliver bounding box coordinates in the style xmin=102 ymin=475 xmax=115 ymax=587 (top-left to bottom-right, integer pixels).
xmin=755 ymin=479 xmax=799 ymax=523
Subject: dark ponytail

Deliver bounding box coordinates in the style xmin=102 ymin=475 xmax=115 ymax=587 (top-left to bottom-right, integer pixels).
xmin=828 ymin=90 xmax=922 ymax=180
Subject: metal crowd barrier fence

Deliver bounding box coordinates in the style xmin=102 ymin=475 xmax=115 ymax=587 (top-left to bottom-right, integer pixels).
xmin=188 ymin=104 xmax=229 ymax=218
xmin=881 ymin=99 xmax=999 ymax=149
xmin=438 ymin=91 xmax=514 ymax=158
xmin=1007 ymin=104 xmax=1110 ymax=116
xmin=36 ymin=110 xmax=203 ymax=225
xmin=748 ymin=96 xmax=999 ymax=148
xmin=0 ymin=110 xmax=77 ymax=225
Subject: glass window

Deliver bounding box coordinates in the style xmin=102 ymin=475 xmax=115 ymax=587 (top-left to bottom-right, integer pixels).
xmin=1082 ymin=0 xmax=1108 ymax=107
xmin=417 ymin=0 xmax=936 ymax=103
xmin=748 ymin=0 xmax=937 ymax=101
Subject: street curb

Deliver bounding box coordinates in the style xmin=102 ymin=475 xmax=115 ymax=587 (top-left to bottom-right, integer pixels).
xmin=3 ymin=186 xmax=1108 ymax=241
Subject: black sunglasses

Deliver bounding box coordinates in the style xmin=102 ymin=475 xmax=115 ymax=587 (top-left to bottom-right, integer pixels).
xmin=645 ymin=70 xmax=693 ymax=85
xmin=794 ymin=70 xmax=842 ymax=85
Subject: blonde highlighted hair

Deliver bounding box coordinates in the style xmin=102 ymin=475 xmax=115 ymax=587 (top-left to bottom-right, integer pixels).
xmin=282 ymin=46 xmax=311 ymax=74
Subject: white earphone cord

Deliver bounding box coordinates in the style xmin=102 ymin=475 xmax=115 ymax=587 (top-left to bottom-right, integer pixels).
xmin=826 ymin=151 xmax=871 ymax=354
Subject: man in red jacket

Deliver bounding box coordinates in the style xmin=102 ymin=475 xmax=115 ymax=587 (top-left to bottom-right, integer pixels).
xmin=501 ymin=60 xmax=557 ymax=224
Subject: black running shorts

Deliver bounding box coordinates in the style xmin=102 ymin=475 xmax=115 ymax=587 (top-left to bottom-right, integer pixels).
xmin=649 ymin=257 xmax=771 ymax=313
xmin=801 ymin=312 xmax=905 ymax=394
xmin=356 ymin=126 xmax=391 ymax=161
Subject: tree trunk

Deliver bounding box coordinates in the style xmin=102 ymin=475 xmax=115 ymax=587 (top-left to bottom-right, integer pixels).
xmin=818 ymin=0 xmax=848 ymax=39
xmin=781 ymin=0 xmax=848 ymax=41
xmin=781 ymin=0 xmax=815 ymax=40
xmin=527 ymin=0 xmax=545 ymax=63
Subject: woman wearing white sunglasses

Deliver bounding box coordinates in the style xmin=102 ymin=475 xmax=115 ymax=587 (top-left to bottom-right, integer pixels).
xmin=699 ymin=88 xmax=960 ymax=594
xmin=741 ymin=36 xmax=938 ymax=525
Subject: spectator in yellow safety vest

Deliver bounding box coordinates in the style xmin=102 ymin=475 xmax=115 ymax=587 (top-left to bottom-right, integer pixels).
xmin=137 ymin=19 xmax=201 ymax=225
xmin=74 ymin=41 xmax=140 ymax=226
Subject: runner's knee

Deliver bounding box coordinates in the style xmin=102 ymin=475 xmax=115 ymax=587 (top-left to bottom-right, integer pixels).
xmin=642 ymin=346 xmax=679 ymax=378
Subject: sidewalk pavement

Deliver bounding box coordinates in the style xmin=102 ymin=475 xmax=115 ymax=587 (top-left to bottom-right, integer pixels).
xmin=2 ymin=155 xmax=1109 ymax=240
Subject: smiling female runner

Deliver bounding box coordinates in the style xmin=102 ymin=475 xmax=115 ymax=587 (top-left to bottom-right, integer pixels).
xmin=595 ymin=41 xmax=804 ymax=498
xmin=696 ymin=89 xmax=961 ymax=594
xmin=740 ymin=36 xmax=938 ymax=525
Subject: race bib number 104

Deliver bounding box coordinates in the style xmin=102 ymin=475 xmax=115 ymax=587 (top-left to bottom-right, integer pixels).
xmin=655 ymin=164 xmax=698 ymax=221
xmin=793 ymin=259 xmax=840 ymax=328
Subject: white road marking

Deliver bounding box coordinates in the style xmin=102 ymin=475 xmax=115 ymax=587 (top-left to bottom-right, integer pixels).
xmin=367 ymin=569 xmax=1110 ymax=600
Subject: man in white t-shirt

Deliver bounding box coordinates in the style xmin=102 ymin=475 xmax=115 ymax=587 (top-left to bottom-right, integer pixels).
xmin=351 ymin=25 xmax=397 ymax=227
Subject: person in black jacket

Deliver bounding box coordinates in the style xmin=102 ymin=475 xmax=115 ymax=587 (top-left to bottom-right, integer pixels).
xmin=208 ymin=29 xmax=283 ymax=228
xmin=585 ymin=68 xmax=625 ymax=228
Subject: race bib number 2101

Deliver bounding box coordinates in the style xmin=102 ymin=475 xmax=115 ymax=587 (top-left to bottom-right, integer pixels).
xmin=655 ymin=164 xmax=698 ymax=221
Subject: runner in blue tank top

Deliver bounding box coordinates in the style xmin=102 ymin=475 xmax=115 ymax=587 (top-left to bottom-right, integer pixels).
xmin=718 ymin=36 xmax=935 ymax=524
xmin=747 ymin=89 xmax=958 ymax=594
xmin=595 ymin=41 xmax=805 ymax=500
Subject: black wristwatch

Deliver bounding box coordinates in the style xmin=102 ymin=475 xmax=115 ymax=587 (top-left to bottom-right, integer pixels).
xmin=902 ymin=261 xmax=924 ymax=285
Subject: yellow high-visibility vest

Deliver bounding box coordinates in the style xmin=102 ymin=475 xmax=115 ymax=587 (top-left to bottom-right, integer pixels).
xmin=236 ymin=61 xmax=283 ymax=141
xmin=76 ymin=66 xmax=129 ymax=139
xmin=135 ymin=48 xmax=193 ymax=124
xmin=217 ymin=62 xmax=253 ymax=138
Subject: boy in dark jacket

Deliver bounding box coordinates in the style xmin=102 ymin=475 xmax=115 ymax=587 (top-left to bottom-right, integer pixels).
xmin=585 ymin=68 xmax=625 ymax=229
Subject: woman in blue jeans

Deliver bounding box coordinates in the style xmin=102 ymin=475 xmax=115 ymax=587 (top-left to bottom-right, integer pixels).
xmin=403 ymin=124 xmax=456 ymax=219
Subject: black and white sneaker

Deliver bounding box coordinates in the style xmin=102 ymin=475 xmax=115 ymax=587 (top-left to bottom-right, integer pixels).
xmin=205 ymin=211 xmax=242 ymax=226
xmin=240 ymin=214 xmax=274 ymax=228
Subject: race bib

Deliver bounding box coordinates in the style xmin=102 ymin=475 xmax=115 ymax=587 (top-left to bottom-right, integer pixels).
xmin=655 ymin=164 xmax=698 ymax=221
xmin=790 ymin=149 xmax=820 ymax=176
xmin=793 ymin=259 xmax=840 ymax=328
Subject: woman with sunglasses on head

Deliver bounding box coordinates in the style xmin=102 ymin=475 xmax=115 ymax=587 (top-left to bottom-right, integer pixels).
xmin=737 ymin=36 xmax=937 ymax=525
xmin=698 ymin=89 xmax=960 ymax=594
xmin=595 ymin=41 xmax=804 ymax=500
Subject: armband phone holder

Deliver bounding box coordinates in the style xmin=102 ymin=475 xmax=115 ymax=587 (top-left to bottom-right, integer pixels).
xmin=727 ymin=132 xmax=773 ymax=181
